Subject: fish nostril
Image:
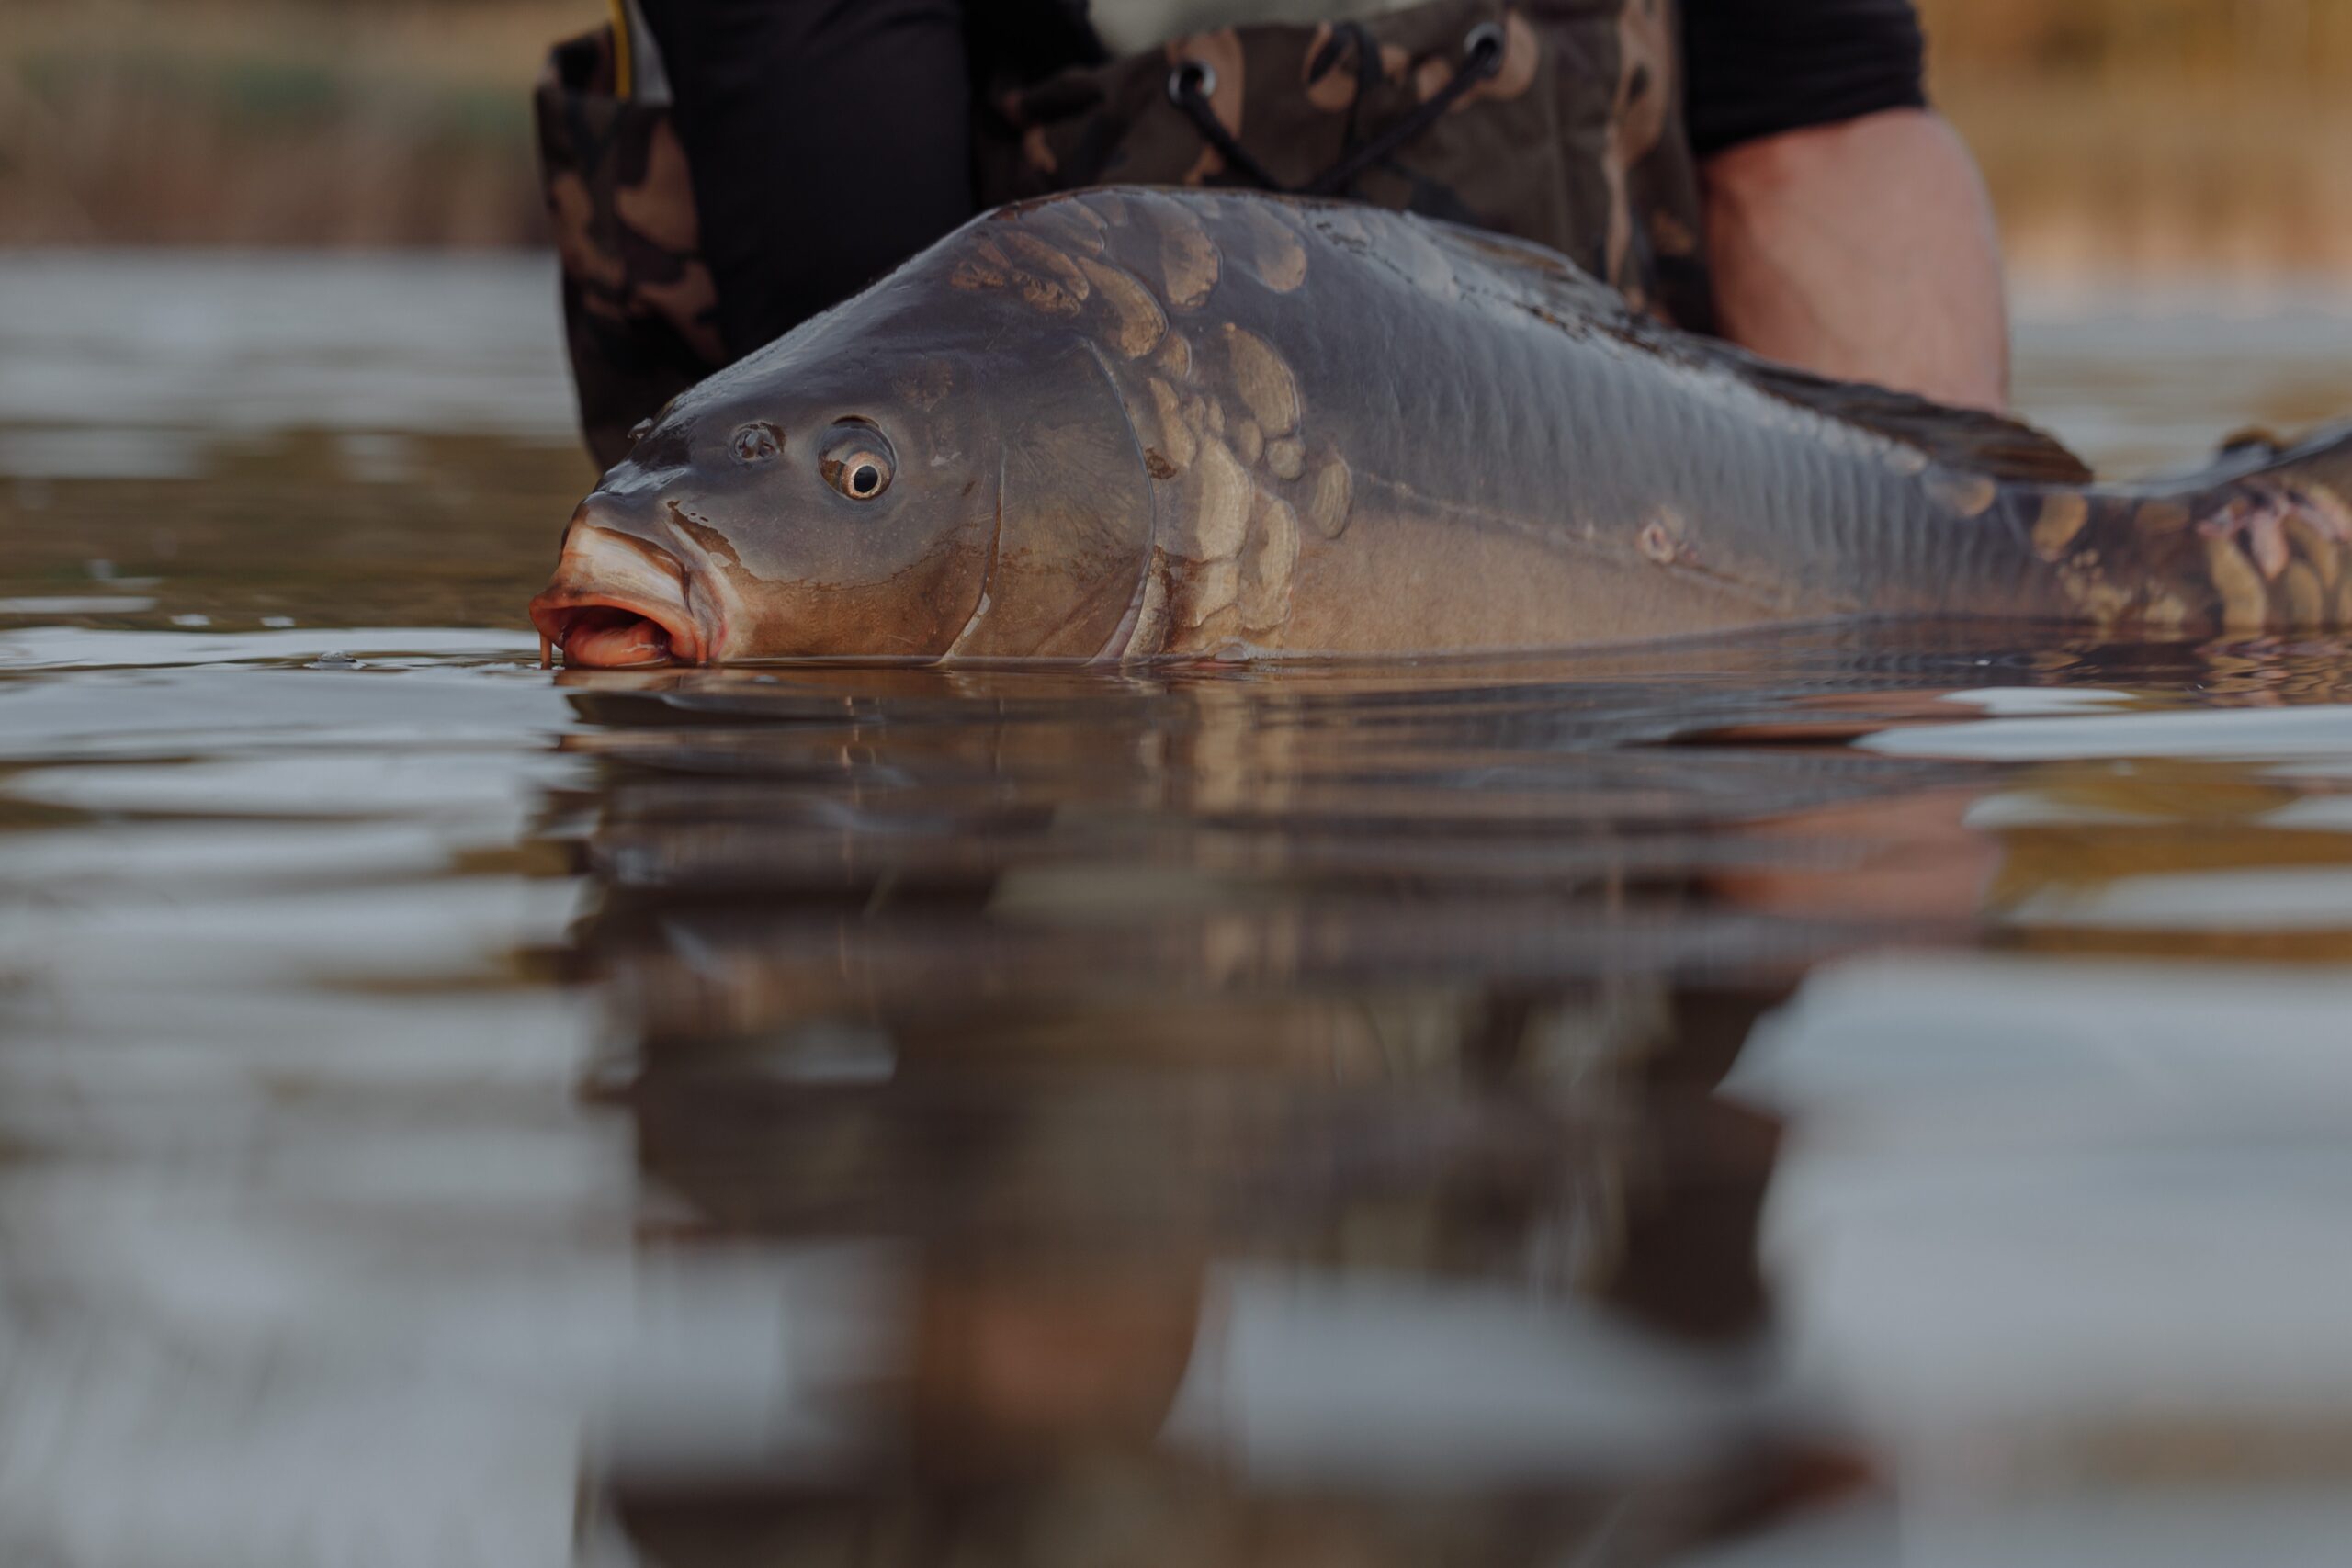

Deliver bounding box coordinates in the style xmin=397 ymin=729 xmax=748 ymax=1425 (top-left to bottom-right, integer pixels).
xmin=731 ymin=423 xmax=782 ymax=465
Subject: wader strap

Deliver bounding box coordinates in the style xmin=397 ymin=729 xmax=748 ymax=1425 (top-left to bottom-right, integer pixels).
xmin=608 ymin=0 xmax=673 ymax=105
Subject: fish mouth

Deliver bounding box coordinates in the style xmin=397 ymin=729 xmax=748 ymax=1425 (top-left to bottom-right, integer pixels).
xmin=528 ymin=525 xmax=711 ymax=668
xmin=532 ymin=598 xmax=703 ymax=667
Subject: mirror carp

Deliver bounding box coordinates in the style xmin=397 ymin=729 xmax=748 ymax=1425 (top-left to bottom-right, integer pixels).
xmin=530 ymin=186 xmax=2352 ymax=667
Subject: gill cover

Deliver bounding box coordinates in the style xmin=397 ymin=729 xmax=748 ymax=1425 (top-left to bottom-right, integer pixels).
xmin=949 ymin=343 xmax=1157 ymax=660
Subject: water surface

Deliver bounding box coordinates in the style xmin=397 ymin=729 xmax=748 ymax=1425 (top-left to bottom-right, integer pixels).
xmin=7 ymin=255 xmax=2352 ymax=1566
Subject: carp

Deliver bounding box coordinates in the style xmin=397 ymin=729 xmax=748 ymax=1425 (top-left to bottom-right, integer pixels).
xmin=529 ymin=186 xmax=2352 ymax=667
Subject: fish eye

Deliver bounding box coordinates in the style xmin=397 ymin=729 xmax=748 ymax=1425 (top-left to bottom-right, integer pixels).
xmin=819 ymin=423 xmax=895 ymax=501
xmin=731 ymin=423 xmax=782 ymax=465
xmin=627 ymin=417 xmax=654 ymax=446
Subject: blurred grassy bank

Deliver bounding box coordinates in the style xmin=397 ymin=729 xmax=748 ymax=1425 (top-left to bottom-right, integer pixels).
xmin=0 ymin=0 xmax=588 ymax=245
xmin=5 ymin=0 xmax=2351 ymax=276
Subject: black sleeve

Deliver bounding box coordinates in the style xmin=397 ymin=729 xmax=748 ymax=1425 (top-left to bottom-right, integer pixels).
xmin=639 ymin=0 xmax=978 ymax=358
xmin=1679 ymin=0 xmax=1928 ymax=160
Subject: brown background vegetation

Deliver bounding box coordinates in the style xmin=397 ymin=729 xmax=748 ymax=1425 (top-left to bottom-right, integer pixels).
xmin=1 ymin=0 xmax=2345 ymax=276
xmin=1917 ymin=0 xmax=2352 ymax=277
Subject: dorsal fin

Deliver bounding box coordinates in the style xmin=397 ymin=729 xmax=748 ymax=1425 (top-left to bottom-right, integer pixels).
xmin=1424 ymin=207 xmax=2096 ymax=485
xmin=1698 ymin=344 xmax=2096 ymax=486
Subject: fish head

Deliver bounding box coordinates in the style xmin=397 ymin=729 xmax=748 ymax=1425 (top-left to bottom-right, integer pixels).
xmin=531 ymin=222 xmax=1163 ymax=667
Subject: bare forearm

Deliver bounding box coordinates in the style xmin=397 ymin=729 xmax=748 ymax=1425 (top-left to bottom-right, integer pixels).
xmin=1702 ymin=108 xmax=2009 ymax=412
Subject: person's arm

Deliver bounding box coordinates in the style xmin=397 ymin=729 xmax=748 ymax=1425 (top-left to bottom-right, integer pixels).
xmin=1682 ymin=0 xmax=2009 ymax=412
xmin=1702 ymin=109 xmax=2008 ymax=412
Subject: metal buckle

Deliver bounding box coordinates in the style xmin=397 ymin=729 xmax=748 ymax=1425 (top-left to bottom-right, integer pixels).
xmin=1463 ymin=21 xmax=1507 ymax=77
xmin=1167 ymin=59 xmax=1217 ymax=107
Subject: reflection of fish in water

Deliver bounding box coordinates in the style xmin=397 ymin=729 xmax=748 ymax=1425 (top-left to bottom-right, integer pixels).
xmin=555 ymin=657 xmax=1935 ymax=1554
xmin=531 ymin=186 xmax=2352 ymax=667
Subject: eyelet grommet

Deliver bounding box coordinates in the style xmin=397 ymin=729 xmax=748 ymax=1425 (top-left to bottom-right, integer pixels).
xmin=1167 ymin=59 xmax=1217 ymax=106
xmin=1463 ymin=21 xmax=1506 ymax=75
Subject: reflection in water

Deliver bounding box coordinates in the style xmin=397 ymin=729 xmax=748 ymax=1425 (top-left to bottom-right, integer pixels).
xmin=10 ymin=265 xmax=2352 ymax=1563
xmin=561 ymin=652 xmax=1872 ymax=1567
xmin=518 ymin=636 xmax=2345 ymax=1566
xmin=17 ymin=625 xmax=2352 ymax=1562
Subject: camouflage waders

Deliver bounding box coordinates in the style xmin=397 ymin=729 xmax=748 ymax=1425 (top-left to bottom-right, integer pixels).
xmin=533 ymin=26 xmax=725 ymax=468
xmin=535 ymin=0 xmax=1710 ymax=468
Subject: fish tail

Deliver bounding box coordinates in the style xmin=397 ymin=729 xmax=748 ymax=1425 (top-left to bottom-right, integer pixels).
xmin=2019 ymin=422 xmax=2352 ymax=636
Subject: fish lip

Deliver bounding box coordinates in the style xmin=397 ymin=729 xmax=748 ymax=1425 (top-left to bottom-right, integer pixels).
xmin=529 ymin=518 xmax=718 ymax=668
xmin=527 ymin=582 xmax=708 ymax=667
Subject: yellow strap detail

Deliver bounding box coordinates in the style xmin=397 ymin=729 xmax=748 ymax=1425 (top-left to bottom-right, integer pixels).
xmin=607 ymin=0 xmax=635 ymax=99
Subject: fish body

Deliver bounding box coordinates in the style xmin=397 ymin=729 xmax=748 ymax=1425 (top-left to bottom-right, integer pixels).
xmin=530 ymin=186 xmax=2352 ymax=666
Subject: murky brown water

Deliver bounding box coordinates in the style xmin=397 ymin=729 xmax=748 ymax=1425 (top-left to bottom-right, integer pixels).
xmin=9 ymin=254 xmax=2352 ymax=1565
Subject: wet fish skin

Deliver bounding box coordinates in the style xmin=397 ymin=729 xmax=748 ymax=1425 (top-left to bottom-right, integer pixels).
xmin=530 ymin=186 xmax=2352 ymax=664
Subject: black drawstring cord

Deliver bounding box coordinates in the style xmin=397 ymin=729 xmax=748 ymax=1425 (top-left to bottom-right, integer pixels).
xmin=1305 ymin=22 xmax=1505 ymax=196
xmin=1168 ymin=22 xmax=1506 ymax=199
xmin=1307 ymin=22 xmax=1385 ymax=155
xmin=1166 ymin=58 xmax=1286 ymax=188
